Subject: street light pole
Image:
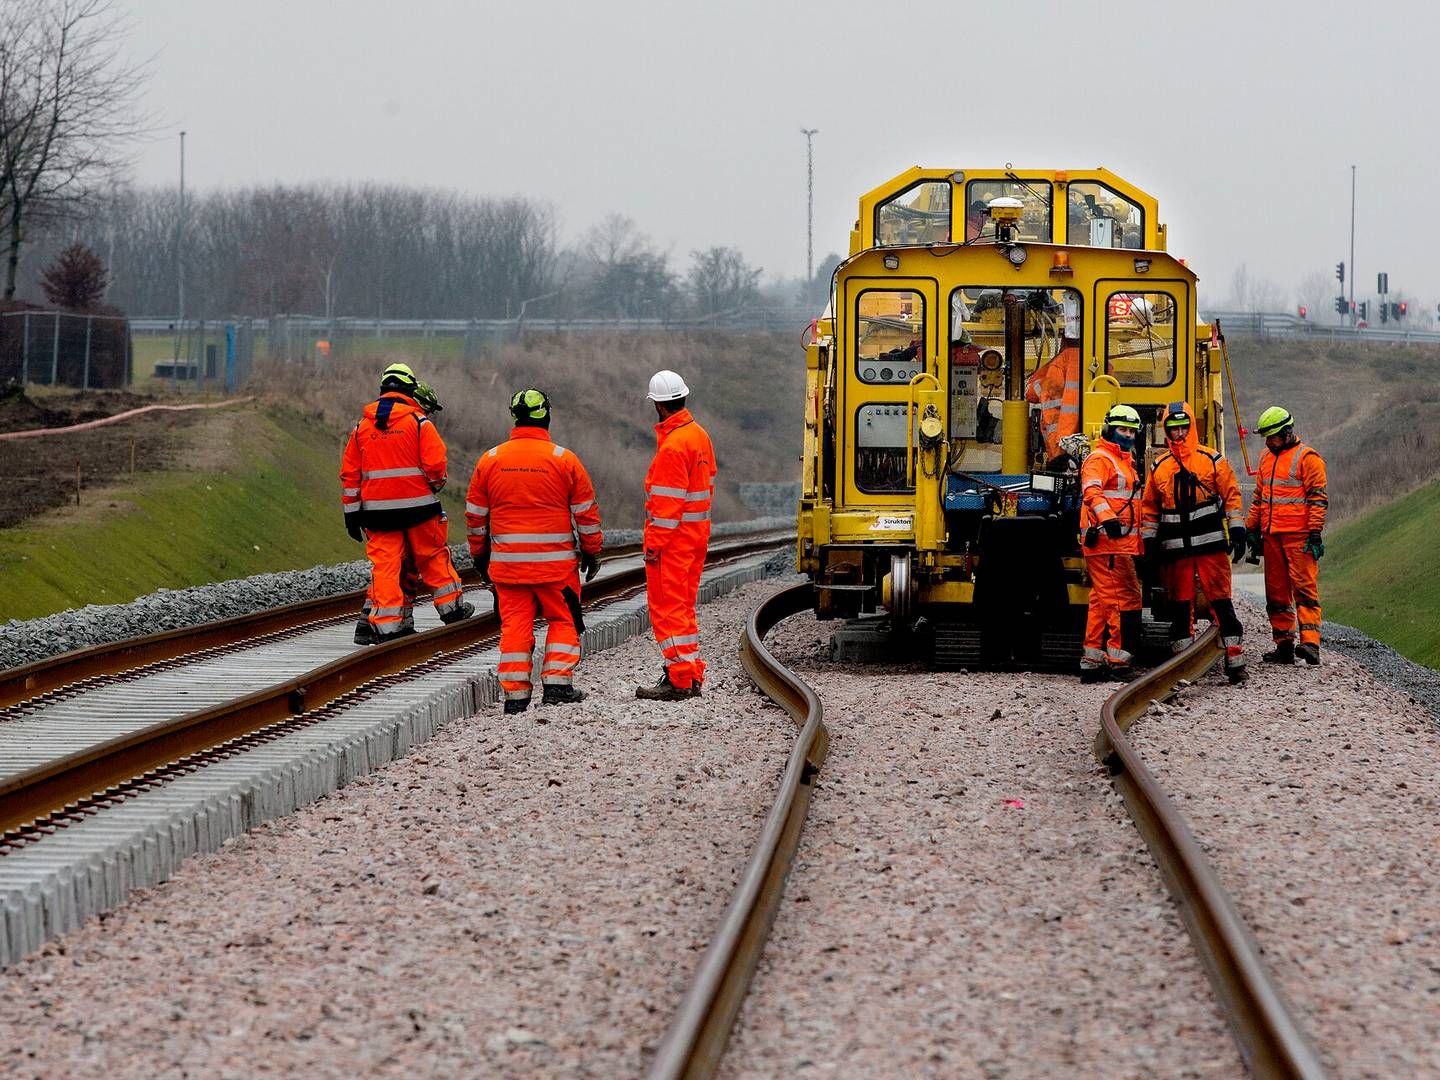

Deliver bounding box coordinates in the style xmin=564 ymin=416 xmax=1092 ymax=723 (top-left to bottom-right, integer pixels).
xmin=801 ymin=128 xmax=818 ymax=284
xmin=1349 ymin=164 xmax=1355 ymax=325
xmin=173 ymin=130 xmax=186 ymax=382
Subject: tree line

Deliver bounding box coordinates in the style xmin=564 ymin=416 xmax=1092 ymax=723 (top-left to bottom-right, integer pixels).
xmin=20 ymin=183 xmax=777 ymax=321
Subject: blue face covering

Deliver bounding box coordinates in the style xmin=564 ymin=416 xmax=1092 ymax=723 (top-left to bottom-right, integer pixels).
xmin=1112 ymin=431 xmax=1135 ymax=451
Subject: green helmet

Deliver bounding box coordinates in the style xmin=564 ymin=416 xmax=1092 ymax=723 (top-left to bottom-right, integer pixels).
xmin=1256 ymin=406 xmax=1293 ymax=437
xmin=1103 ymin=403 xmax=1142 ymax=430
xmin=510 ymin=387 xmax=551 ymax=422
xmin=380 ymin=362 xmax=419 ymax=394
xmin=413 ymin=380 xmax=442 ymax=414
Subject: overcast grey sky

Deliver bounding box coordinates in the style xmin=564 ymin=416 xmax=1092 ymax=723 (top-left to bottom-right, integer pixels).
xmin=121 ymin=0 xmax=1440 ymax=313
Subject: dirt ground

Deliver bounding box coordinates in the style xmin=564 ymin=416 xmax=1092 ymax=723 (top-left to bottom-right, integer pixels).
xmin=0 ymin=386 xmax=210 ymax=528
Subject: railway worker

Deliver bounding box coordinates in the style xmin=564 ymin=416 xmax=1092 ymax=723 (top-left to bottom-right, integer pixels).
xmin=466 ymin=388 xmax=603 ymax=713
xmin=1139 ymin=401 xmax=1248 ymax=684
xmin=1245 ymin=406 xmax=1328 ymax=665
xmin=636 ymin=369 xmax=717 ymax=701
xmin=341 ymin=364 xmax=472 ymax=642
xmin=1078 ymin=404 xmax=1144 ymax=683
xmin=1024 ymin=339 xmax=1081 ymax=466
xmin=353 ymin=380 xmax=445 ymax=644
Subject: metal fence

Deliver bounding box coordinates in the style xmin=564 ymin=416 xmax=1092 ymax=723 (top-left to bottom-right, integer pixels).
xmin=0 ymin=310 xmax=132 ymax=388
xmin=1201 ymin=310 xmax=1440 ymax=344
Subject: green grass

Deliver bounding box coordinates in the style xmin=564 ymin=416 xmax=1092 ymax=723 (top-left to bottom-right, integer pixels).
xmin=1323 ymin=475 xmax=1440 ymax=668
xmin=0 ymin=405 xmax=465 ymax=621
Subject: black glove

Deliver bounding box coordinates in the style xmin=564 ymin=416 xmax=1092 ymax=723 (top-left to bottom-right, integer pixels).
xmin=1102 ymin=518 xmax=1123 ymax=541
xmin=1247 ymin=530 xmax=1264 ymax=562
xmin=1229 ymin=525 xmax=1248 ymax=564
xmin=472 ymin=546 xmax=491 ymax=584
xmin=345 ymin=516 xmax=365 ymax=543
xmin=1303 ymin=531 xmax=1325 ymax=560
xmin=579 ymin=551 xmax=600 ymax=583
xmin=1083 ymin=526 xmax=1100 ymax=548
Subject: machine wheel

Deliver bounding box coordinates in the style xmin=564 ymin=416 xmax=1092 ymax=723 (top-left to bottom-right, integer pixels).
xmin=887 ymin=551 xmax=914 ymax=625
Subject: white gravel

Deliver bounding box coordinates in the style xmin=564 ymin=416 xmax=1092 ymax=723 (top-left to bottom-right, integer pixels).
xmin=1125 ymin=594 xmax=1440 ymax=1079
xmin=719 ymin=616 xmax=1240 ymax=1079
xmin=0 ymin=579 xmax=796 ymax=1079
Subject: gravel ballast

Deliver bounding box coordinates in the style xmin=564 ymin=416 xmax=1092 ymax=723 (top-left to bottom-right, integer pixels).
xmin=0 ymin=578 xmax=798 ymax=1078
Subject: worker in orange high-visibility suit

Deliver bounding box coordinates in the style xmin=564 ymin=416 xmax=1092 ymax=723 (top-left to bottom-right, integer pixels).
xmin=1245 ymin=406 xmax=1328 ymax=665
xmin=1140 ymin=401 xmax=1248 ymax=683
xmin=1024 ymin=342 xmax=1081 ymax=466
xmin=1079 ymin=404 xmax=1144 ymax=683
xmin=354 ymin=379 xmax=444 ymax=645
xmin=467 ymin=388 xmax=603 ymax=713
xmin=636 ymin=369 xmax=717 ymax=701
xmin=340 ymin=363 xmax=472 ymax=642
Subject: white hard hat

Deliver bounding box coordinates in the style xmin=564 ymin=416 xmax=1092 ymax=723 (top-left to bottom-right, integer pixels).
xmin=646 ymin=369 xmax=690 ymax=402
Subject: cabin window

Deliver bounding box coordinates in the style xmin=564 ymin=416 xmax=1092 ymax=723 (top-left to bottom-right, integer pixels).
xmin=855 ymin=289 xmax=925 ymax=385
xmin=964 ymin=180 xmax=1051 ymax=242
xmin=1066 ymin=183 xmax=1144 ymax=249
xmin=875 ymin=181 xmax=952 ymax=246
xmin=1105 ymin=290 xmax=1177 ymax=386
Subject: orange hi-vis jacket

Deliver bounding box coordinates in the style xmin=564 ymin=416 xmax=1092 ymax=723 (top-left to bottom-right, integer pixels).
xmin=1080 ymin=437 xmax=1141 ymax=556
xmin=340 ymin=392 xmax=447 ymax=531
xmin=465 ymin=426 xmax=602 ymax=585
xmin=1139 ymin=401 xmax=1243 ymax=559
xmin=1024 ymin=346 xmax=1081 ymax=462
xmin=1246 ymin=441 xmax=1328 ymax=536
xmin=643 ymin=408 xmax=716 ymax=554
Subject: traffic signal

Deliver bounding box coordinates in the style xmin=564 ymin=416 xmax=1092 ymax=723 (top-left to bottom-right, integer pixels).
xmin=1298 ymin=305 xmax=1308 ymax=319
xmin=1335 ymin=262 xmax=1345 ymax=285
xmin=1335 ymin=295 xmax=1348 ymax=315
xmin=1398 ymin=302 xmax=1408 ymax=319
xmin=1380 ymin=302 xmax=1389 ymax=323
xmin=1358 ymin=301 xmax=1369 ymax=320
xmin=1378 ymin=272 xmax=1389 ymax=294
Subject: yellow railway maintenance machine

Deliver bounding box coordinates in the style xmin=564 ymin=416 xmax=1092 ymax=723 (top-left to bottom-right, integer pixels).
xmin=797 ymin=167 xmax=1228 ymax=668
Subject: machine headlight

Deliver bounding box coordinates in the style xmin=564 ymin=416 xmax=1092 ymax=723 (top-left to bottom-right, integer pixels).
xmin=1030 ymin=472 xmax=1057 ymax=493
xmin=1007 ymin=245 xmax=1028 ymax=267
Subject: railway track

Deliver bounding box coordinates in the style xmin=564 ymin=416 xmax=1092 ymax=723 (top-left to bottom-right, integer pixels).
xmin=0 ymin=531 xmax=791 ymax=843
xmin=651 ymin=583 xmax=1329 ymax=1080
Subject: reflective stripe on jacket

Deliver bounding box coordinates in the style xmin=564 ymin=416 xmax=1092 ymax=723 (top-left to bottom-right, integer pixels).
xmin=1245 ymin=441 xmax=1328 ymax=535
xmin=1023 ymin=346 xmax=1081 ymax=462
xmin=465 ymin=426 xmax=603 ymax=584
xmin=1080 ymin=438 xmax=1141 ymax=555
xmin=644 ymin=408 xmax=716 ymax=553
xmin=1140 ymin=444 xmax=1242 ymax=558
xmin=339 ymin=392 xmax=446 ymax=531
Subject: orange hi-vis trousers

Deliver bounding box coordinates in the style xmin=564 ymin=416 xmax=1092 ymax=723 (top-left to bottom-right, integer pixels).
xmin=1161 ymin=551 xmax=1246 ymax=674
xmin=494 ymin=581 xmax=582 ymax=703
xmin=646 ymin=536 xmax=707 ymax=689
xmin=365 ymin=516 xmax=465 ymax=637
xmin=1263 ymin=532 xmax=1321 ymax=647
xmin=1082 ymin=553 xmax=1142 ymax=670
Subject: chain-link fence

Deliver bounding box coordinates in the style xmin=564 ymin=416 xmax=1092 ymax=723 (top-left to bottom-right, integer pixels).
xmin=0 ymin=310 xmax=132 ymax=388
xmin=125 ymin=319 xmax=257 ymax=392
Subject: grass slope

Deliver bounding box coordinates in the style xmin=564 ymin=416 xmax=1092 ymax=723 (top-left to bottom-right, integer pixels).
xmin=1323 ymin=475 xmax=1440 ymax=668
xmin=0 ymin=405 xmax=433 ymax=621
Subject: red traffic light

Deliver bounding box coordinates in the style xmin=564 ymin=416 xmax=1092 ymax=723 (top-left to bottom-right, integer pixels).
xmin=1298 ymin=305 xmax=1308 ymax=319
xmin=1399 ymin=302 xmax=1408 ymax=316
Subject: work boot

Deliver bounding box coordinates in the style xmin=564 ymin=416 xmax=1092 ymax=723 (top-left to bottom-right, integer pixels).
xmin=439 ymin=600 xmax=475 ymax=625
xmin=541 ymin=685 xmax=587 ymax=706
xmin=1078 ymin=666 xmax=1109 ymax=685
xmin=353 ymin=619 xmax=375 ymax=646
xmin=1227 ymin=665 xmax=1249 ymax=685
xmin=1262 ymin=641 xmax=1296 ymax=664
xmin=1295 ymin=643 xmax=1321 ymax=666
xmin=1119 ymin=611 xmax=1147 ymax=669
xmin=635 ymin=673 xmax=698 ymax=701
xmin=1107 ymin=665 xmax=1135 ymax=683
xmin=503 ymin=696 xmax=531 ymax=715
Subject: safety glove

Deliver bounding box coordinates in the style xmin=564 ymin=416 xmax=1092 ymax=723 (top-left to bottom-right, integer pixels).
xmin=1229 ymin=525 xmax=1248 ymax=564
xmin=1246 ymin=530 xmax=1264 ymax=562
xmin=472 ymin=546 xmax=491 ymax=584
xmin=1102 ymin=518 xmax=1123 ymax=540
xmin=579 ymin=551 xmax=600 ymax=583
xmin=644 ymin=547 xmax=661 ymax=565
xmin=1303 ymin=531 xmax=1325 ymax=559
xmin=1083 ymin=526 xmax=1100 ymax=548
xmin=345 ymin=516 xmax=365 ymax=543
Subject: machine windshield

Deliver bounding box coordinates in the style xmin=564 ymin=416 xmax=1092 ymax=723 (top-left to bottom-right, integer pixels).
xmin=876 ymin=181 xmax=952 ymax=246
xmin=1066 ymin=183 xmax=1144 ymax=249
xmin=1105 ymin=290 xmax=1177 ymax=386
xmin=964 ymin=180 xmax=1051 ymax=242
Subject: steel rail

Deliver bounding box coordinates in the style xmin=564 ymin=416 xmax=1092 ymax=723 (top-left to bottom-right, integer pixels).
xmin=0 ymin=534 xmax=791 ymax=836
xmin=648 ymin=582 xmax=828 ymax=1080
xmin=0 ymin=532 xmax=789 ymax=708
xmin=1096 ymin=627 xmax=1328 ymax=1079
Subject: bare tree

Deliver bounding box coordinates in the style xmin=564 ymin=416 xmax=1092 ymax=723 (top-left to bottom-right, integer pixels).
xmin=0 ymin=0 xmax=147 ymax=299
xmin=687 ymin=246 xmax=761 ymax=318
xmin=1296 ymin=269 xmax=1335 ymax=325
